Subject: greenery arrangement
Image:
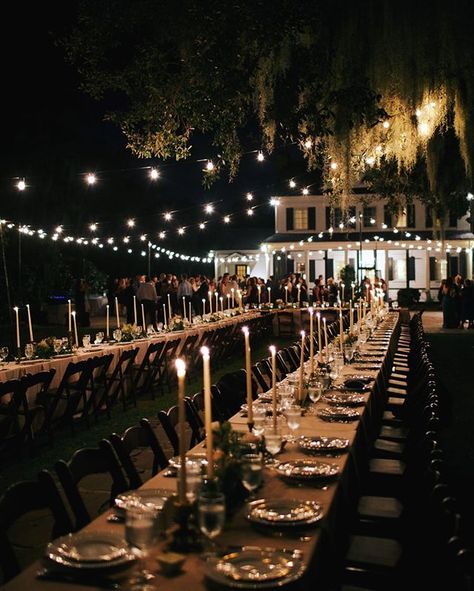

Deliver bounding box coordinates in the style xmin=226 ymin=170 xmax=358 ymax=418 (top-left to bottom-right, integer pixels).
xmin=35 ymin=337 xmax=56 ymax=359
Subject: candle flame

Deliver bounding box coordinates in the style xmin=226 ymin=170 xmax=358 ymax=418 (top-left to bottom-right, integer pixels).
xmin=71 ymin=311 xmax=76 ymax=316
xmin=309 ymin=307 xmax=314 ymax=314
xmin=175 ymin=358 xmax=186 ymax=377
xmin=242 ymin=326 xmax=249 ymax=335
xmin=13 ymin=306 xmax=19 ymax=311
xmin=201 ymin=346 xmax=210 ymax=358
xmin=300 ymin=330 xmax=305 ymax=337
xmin=269 ymin=345 xmax=276 ymax=355
xmin=316 ymin=312 xmax=320 ymax=318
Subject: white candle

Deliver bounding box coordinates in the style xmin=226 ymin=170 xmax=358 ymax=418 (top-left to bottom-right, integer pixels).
xmin=284 ymin=285 xmax=288 ymax=304
xmin=202 ymin=298 xmax=206 ymax=316
xmin=201 ymin=346 xmax=214 ymax=479
xmin=339 ymin=310 xmax=344 ymax=353
xmin=115 ymin=297 xmax=120 ymax=328
xmin=257 ymin=285 xmax=261 ymax=305
xmin=163 ymin=304 xmax=167 ymax=329
xmin=26 ymin=304 xmax=34 ymax=343
xmin=242 ymin=326 xmax=253 ymax=426
xmin=350 ymin=301 xmax=353 ymax=334
xmin=299 ymin=330 xmax=305 ymax=402
xmin=13 ymin=306 xmax=20 ymax=350
xmin=317 ymin=311 xmax=322 ymax=364
xmin=182 ymin=297 xmax=187 ymax=320
xmin=351 ymin=283 xmax=355 ymax=300
xmin=68 ymin=299 xmax=72 ymax=332
xmin=309 ymin=307 xmax=314 ymax=374
xmin=267 ymin=287 xmax=271 ymax=304
xmin=215 ymin=292 xmax=218 ymax=313
xmin=227 ymin=294 xmax=230 ymax=310
xmin=133 ymin=295 xmax=137 ymax=325
xmin=269 ymin=345 xmax=277 ymax=431
xmin=208 ymin=291 xmax=212 ymax=314
xmin=323 ymin=317 xmax=328 ymax=363
xmin=231 ymin=288 xmax=235 ymax=308
xmin=167 ymin=293 xmax=172 ymax=320
xmin=141 ymin=303 xmax=146 ymax=333
xmin=220 ymin=296 xmax=223 ymax=313
xmin=297 ymin=284 xmax=301 ymax=305
xmin=72 ymin=311 xmax=79 ymax=347
xmin=189 ymin=302 xmax=192 ymax=323
xmin=175 ymin=359 xmax=187 ymax=502
xmin=106 ymin=305 xmax=110 ymax=338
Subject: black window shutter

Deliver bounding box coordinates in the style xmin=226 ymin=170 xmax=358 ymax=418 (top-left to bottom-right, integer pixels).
xmin=326 ymin=258 xmax=334 ymax=279
xmin=286 ymin=257 xmax=294 ymax=274
xmin=429 ymin=257 xmax=437 ymax=280
xmin=425 ymin=208 xmax=433 ymax=228
xmin=388 ymin=257 xmax=394 ymax=281
xmin=308 ymin=207 xmax=316 ymax=230
xmin=325 ymin=207 xmax=331 ymax=229
xmin=408 ymin=256 xmax=416 ymax=281
xmin=309 ymin=259 xmax=316 ymax=282
xmin=460 ymin=252 xmax=467 ymax=277
xmin=286 ymin=208 xmax=294 ymax=231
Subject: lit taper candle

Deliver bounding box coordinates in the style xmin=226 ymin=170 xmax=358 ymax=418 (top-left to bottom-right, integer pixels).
xmin=299 ymin=330 xmax=305 ymax=402
xmin=201 ymin=346 xmax=214 ymax=479
xmin=269 ymin=345 xmax=277 ymax=431
xmin=175 ymin=358 xmax=187 ymax=502
xmin=242 ymin=326 xmax=253 ymax=427
xmin=26 ymin=304 xmax=34 ymax=343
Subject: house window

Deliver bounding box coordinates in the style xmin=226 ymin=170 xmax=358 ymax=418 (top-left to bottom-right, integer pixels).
xmin=407 ymin=203 xmax=416 ymax=227
xmin=325 ymin=207 xmax=343 ymax=228
xmin=294 ymin=208 xmax=308 ymax=230
xmin=235 ymin=264 xmax=247 ymax=278
xmin=448 ymin=210 xmax=458 ymax=228
xmin=425 ymin=207 xmax=433 ymax=228
xmin=384 ymin=205 xmax=392 ymax=228
xmin=363 ymin=206 xmax=376 ymax=227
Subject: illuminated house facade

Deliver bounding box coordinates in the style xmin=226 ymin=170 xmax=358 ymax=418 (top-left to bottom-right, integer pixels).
xmin=215 ymin=192 xmax=474 ymax=301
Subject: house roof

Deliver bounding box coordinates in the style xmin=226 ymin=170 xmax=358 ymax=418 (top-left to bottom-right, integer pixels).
xmin=263 ymin=230 xmax=474 ymax=244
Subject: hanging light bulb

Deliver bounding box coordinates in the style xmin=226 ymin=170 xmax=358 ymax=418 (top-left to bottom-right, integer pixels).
xmin=223 ymin=216 xmax=230 ymax=224
xmin=159 ymin=231 xmax=166 ymax=239
xmin=17 ymin=179 xmax=26 ymax=191
xmin=127 ymin=218 xmax=135 ymax=227
xmin=89 ymin=223 xmax=97 ymax=232
xmin=140 ymin=234 xmax=147 ymax=241
xmin=206 ymin=160 xmax=215 ymax=171
xmin=107 ymin=237 xmax=114 ymax=244
xmin=85 ymin=173 xmax=97 ymax=185
xmin=257 ymin=151 xmax=265 ymax=162
xmin=178 ymin=227 xmax=185 ymax=235
xmin=205 ymin=204 xmax=214 ymax=214
xmin=302 ymin=187 xmax=309 ymax=195
xmin=164 ymin=212 xmax=172 ymax=221
xmin=199 ymin=222 xmax=206 ymax=230
xmin=246 ymin=192 xmax=253 ymax=201
xmin=289 ymin=179 xmax=296 ymax=188
xmin=123 ymin=236 xmax=130 ymax=243
xmin=55 ymin=225 xmax=63 ymax=234
xmin=149 ymin=167 xmax=159 ymax=180
xmin=247 ymin=208 xmax=254 ymax=216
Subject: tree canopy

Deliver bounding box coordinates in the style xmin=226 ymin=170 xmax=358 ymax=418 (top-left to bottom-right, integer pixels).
xmin=65 ymin=0 xmax=474 ymax=226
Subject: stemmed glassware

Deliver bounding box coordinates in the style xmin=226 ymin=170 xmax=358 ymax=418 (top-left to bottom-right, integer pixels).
xmin=95 ymin=331 xmax=104 ymax=344
xmin=344 ymin=344 xmax=354 ymax=364
xmin=285 ymin=405 xmax=301 ymax=442
xmin=264 ymin=430 xmax=282 ymax=465
xmin=240 ymin=453 xmax=263 ymax=499
xmin=252 ymin=404 xmax=266 ymax=437
xmin=307 ymin=380 xmax=323 ymax=414
xmin=125 ymin=502 xmax=159 ymax=590
xmin=82 ymin=334 xmax=91 ymax=350
xmin=24 ymin=343 xmax=35 ymax=360
xmin=113 ymin=328 xmax=122 ymax=342
xmin=198 ymin=491 xmax=225 ymax=555
xmin=0 ymin=346 xmax=9 ymax=366
xmin=53 ymin=339 xmax=62 ymax=355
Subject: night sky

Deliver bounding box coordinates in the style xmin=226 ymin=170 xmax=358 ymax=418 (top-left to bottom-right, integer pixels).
xmin=0 ymin=3 xmax=318 ymax=271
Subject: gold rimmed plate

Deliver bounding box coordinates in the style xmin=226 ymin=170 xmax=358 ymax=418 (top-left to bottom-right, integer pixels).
xmin=275 ymin=459 xmax=339 ymax=481
xmin=317 ymin=406 xmax=360 ymax=422
xmin=246 ymin=499 xmax=323 ymax=527
xmin=323 ymin=393 xmax=365 ymax=406
xmin=299 ymin=436 xmax=349 ymax=454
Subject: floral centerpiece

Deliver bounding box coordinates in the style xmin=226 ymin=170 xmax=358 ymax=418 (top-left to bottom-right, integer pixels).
xmin=120 ymin=323 xmax=136 ymax=342
xmin=36 ymin=337 xmax=55 ymax=359
xmin=344 ymin=332 xmax=358 ymax=345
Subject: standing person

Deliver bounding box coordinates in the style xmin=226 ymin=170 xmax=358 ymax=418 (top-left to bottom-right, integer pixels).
xmin=326 ymin=277 xmax=338 ymax=306
xmin=136 ymin=276 xmax=158 ymax=328
xmin=460 ymin=279 xmax=474 ymax=329
xmin=177 ymin=273 xmax=193 ymax=316
xmin=197 ymin=275 xmax=209 ymax=314
xmin=441 ymin=277 xmax=459 ymax=329
xmin=123 ymin=278 xmax=135 ymax=324
xmin=228 ymin=274 xmax=239 ymax=307
xmin=74 ymin=278 xmax=90 ymax=327
xmin=244 ymin=277 xmax=259 ymax=306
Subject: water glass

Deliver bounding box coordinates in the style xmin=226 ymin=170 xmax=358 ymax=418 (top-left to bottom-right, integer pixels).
xmin=95 ymin=331 xmax=104 ymax=344
xmin=344 ymin=344 xmax=354 ymax=363
xmin=198 ymin=491 xmax=225 ymax=546
xmin=240 ymin=453 xmax=263 ymax=498
xmin=53 ymin=339 xmax=62 ymax=354
xmin=82 ymin=334 xmax=91 ymax=350
xmin=125 ymin=503 xmax=159 ymax=588
xmin=113 ymin=328 xmax=122 ymax=342
xmin=285 ymin=405 xmax=301 ymax=441
xmin=252 ymin=405 xmax=267 ymax=437
xmin=0 ymin=346 xmax=9 ymax=365
xmin=185 ymin=458 xmax=202 ymax=503
xmin=308 ymin=380 xmax=323 ymax=404
xmin=24 ymin=343 xmax=35 ymax=360
xmin=264 ymin=430 xmax=282 ymax=462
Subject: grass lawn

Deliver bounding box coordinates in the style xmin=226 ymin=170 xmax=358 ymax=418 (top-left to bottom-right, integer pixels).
xmin=426 ymin=331 xmax=474 ymax=544
xmin=0 ymin=333 xmax=294 ymax=494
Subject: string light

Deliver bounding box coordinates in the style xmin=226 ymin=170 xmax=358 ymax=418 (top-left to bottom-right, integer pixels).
xmin=223 ymin=216 xmax=230 ymax=223
xmin=55 ymin=225 xmax=63 ymax=234
xmin=17 ymin=179 xmax=26 ymax=191
xmin=304 ymin=139 xmax=312 ymax=149
xmin=270 ymin=198 xmax=280 ymax=206
xmin=302 ymin=187 xmax=309 ymax=195
xmin=140 ymin=234 xmax=147 ymax=241
xmin=330 ymin=162 xmax=338 ymax=170
xmin=247 ymin=208 xmax=254 ymax=216
xmin=382 ymin=120 xmax=390 ymax=129
xmin=257 ymin=151 xmax=265 ymax=162
xmin=365 ymin=156 xmax=375 ymax=165
xmin=246 ymin=192 xmax=253 ymax=201
xmin=178 ymin=227 xmax=185 ymax=235
xmin=205 ymin=204 xmax=214 ymax=214
xmin=123 ymin=237 xmax=130 ymax=243
xmin=164 ymin=212 xmax=172 ymax=221
xmin=199 ymin=222 xmax=206 ymax=229
xmin=89 ymin=223 xmax=97 ymax=232
xmin=289 ymin=179 xmax=296 ymax=188
xmin=149 ymin=167 xmax=159 ymax=180
xmin=85 ymin=173 xmax=97 ymax=185
xmin=159 ymin=231 xmax=166 ymax=239
xmin=127 ymin=219 xmax=135 ymax=227
xmin=205 ymin=160 xmax=215 ymax=171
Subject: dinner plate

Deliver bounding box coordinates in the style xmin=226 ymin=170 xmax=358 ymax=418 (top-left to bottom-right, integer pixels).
xmin=206 ymin=546 xmax=304 ymax=588
xmin=299 ymin=436 xmax=349 ymax=454
xmin=114 ymin=488 xmax=171 ymax=515
xmin=323 ymin=393 xmax=365 ymax=406
xmin=275 ymin=459 xmax=339 ymax=481
xmin=240 ymin=403 xmax=279 ymax=417
xmin=46 ymin=532 xmax=134 ymax=570
xmin=52 ymin=352 xmax=74 ymax=358
xmin=246 ymin=499 xmax=323 ymax=526
xmin=317 ymin=406 xmax=360 ymax=421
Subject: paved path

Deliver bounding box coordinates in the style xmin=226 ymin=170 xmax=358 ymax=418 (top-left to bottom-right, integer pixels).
xmin=422 ymin=310 xmax=473 ymax=334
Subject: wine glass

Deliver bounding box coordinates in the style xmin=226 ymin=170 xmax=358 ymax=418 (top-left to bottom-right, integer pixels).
xmin=240 ymin=453 xmax=263 ymax=499
xmin=198 ymin=491 xmax=225 ymax=554
xmin=134 ymin=325 xmax=143 ymax=338
xmin=252 ymin=405 xmax=266 ymax=437
xmin=113 ymin=328 xmax=122 ymax=342
xmin=285 ymin=405 xmax=301 ymax=442
xmin=185 ymin=458 xmax=202 ymax=504
xmin=264 ymin=430 xmax=282 ymax=465
xmin=125 ymin=502 xmax=159 ymax=590
xmin=0 ymin=346 xmax=9 ymax=366
xmin=308 ymin=380 xmax=323 ymax=414
xmin=95 ymin=331 xmax=104 ymax=344
xmin=24 ymin=343 xmax=35 ymax=360
xmin=344 ymin=344 xmax=354 ymax=364
xmin=82 ymin=334 xmax=91 ymax=350
xmin=53 ymin=339 xmax=62 ymax=354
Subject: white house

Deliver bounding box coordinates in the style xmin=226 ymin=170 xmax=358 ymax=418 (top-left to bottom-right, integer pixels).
xmin=214 ymin=192 xmax=474 ymax=300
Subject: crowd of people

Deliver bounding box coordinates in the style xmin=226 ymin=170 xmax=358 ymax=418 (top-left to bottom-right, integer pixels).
xmin=106 ymin=272 xmax=387 ymax=327
xmin=439 ymin=275 xmax=474 ymax=329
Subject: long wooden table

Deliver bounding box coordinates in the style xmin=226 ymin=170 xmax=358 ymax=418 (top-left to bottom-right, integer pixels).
xmin=3 ymin=312 xmax=399 ymax=591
